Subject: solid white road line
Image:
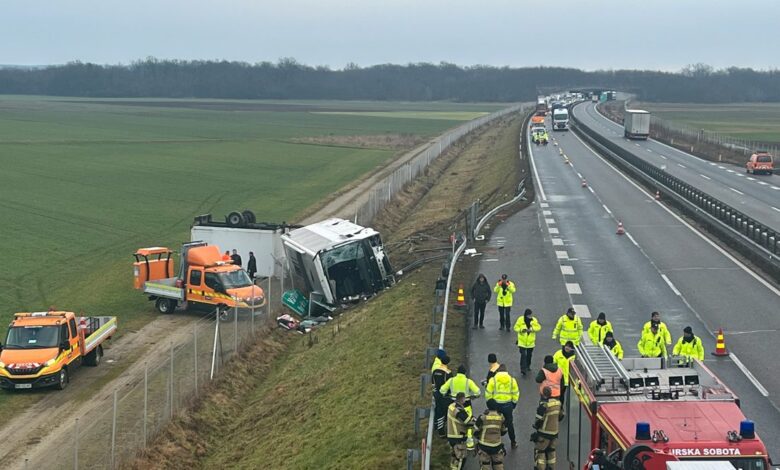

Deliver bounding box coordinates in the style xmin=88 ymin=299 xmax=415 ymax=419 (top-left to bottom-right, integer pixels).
xmin=700 ymin=174 xmax=711 ymax=180
xmin=677 ymin=164 xmax=686 ymax=168
xmin=551 ymin=238 xmax=564 ymax=246
xmin=602 ymin=204 xmax=612 ymax=214
xmin=555 ymin=251 xmax=569 ymax=260
xmin=661 ymin=274 xmax=681 ymax=296
xmin=560 ymin=265 xmax=575 ymax=275
xmin=566 ymin=283 xmax=582 ymax=294
xmin=772 ymin=207 xmax=780 ymax=213
xmin=528 ymin=133 xmax=547 ymax=202
xmin=731 ymin=353 xmax=770 ymax=397
xmin=729 ymin=187 xmax=744 ymax=195
xmin=572 ymin=304 xmax=591 ymax=318
xmin=625 ymin=232 xmax=639 ymax=247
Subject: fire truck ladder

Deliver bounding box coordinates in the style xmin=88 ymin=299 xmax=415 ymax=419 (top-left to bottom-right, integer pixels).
xmin=576 ymin=343 xmax=630 ymax=391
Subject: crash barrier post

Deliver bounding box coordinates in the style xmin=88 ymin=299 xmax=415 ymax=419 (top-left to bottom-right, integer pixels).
xmin=420 ymin=374 xmax=431 ymax=399
xmin=406 ymin=448 xmax=421 ymax=470
xmin=414 ymin=407 xmax=431 ymax=437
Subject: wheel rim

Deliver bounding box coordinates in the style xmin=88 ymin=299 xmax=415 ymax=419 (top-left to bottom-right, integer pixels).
xmin=60 ymin=369 xmax=67 ymax=386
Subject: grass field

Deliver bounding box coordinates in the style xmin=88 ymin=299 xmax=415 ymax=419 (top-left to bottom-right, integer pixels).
xmin=643 ymin=102 xmax=780 ymax=143
xmin=0 ymin=96 xmax=506 ymax=341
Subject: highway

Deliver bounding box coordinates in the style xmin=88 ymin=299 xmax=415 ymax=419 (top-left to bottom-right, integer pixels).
xmin=464 ymin=122 xmax=780 ymax=468
xmin=573 ymin=102 xmax=780 ymax=232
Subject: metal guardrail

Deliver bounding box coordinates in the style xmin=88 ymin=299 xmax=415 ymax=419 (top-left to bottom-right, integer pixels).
xmin=570 ymin=103 xmax=780 ymax=280
xmin=473 ymin=179 xmax=526 ymax=239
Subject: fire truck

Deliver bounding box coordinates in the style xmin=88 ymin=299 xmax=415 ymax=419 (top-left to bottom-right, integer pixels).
xmin=562 ymin=343 xmax=771 ymax=470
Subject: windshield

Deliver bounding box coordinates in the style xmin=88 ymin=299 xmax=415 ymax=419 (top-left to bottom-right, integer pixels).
xmin=757 ymin=155 xmax=772 ymax=163
xmin=4 ymin=325 xmax=60 ymax=349
xmin=218 ymin=270 xmax=253 ymax=289
xmin=554 ymin=112 xmax=569 ymax=120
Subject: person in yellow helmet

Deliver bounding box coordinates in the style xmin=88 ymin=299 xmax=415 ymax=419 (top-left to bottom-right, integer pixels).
xmin=552 ymin=307 xmax=583 ymax=346
xmin=514 ymin=308 xmax=542 ymax=376
xmin=672 ymin=326 xmax=705 ymax=365
xmin=587 ymin=312 xmax=613 ymax=345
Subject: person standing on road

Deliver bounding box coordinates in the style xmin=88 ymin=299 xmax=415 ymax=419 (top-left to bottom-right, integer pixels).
xmin=222 ymin=250 xmax=231 ymax=261
xmin=432 ymin=355 xmax=453 ymax=438
xmin=474 ymin=399 xmax=508 ymax=470
xmin=471 ymin=274 xmax=492 ymax=329
xmin=447 ymin=392 xmax=475 ymax=470
xmin=230 ymin=249 xmax=242 ymax=268
xmin=638 ymin=323 xmax=667 ymax=359
xmin=532 ymin=386 xmax=561 ymax=470
xmin=672 ymin=326 xmax=705 ymax=365
xmin=552 ymin=341 xmax=576 ymax=407
xmin=441 ymin=365 xmax=482 ymax=414
xmin=587 ymin=312 xmax=613 ymax=345
xmin=247 ymin=251 xmax=257 ymax=280
xmin=485 ymin=364 xmax=520 ymax=450
xmin=552 ymin=307 xmax=583 ymax=346
xmin=603 ymin=331 xmax=624 ymax=360
xmin=514 ymin=308 xmax=541 ymax=376
xmin=484 ymin=353 xmax=501 ymax=384
xmin=493 ymin=274 xmax=516 ymax=331
xmin=642 ymin=311 xmax=672 ymax=347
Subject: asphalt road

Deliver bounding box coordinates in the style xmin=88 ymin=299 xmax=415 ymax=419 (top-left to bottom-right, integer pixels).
xmin=462 ymin=123 xmax=780 ymax=469
xmin=573 ymin=102 xmax=780 ymax=232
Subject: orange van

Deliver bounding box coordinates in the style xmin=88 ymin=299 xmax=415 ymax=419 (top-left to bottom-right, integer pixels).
xmin=746 ymin=152 xmax=774 ymax=175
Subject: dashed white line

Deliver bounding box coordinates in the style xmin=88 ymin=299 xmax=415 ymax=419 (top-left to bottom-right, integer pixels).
xmin=658 ymin=155 xmax=667 ymax=160
xmin=717 ymin=166 xmax=726 ymax=170
xmin=572 ymin=304 xmax=591 ymax=318
xmin=729 ymin=187 xmax=744 ymax=195
xmin=566 ymin=283 xmax=582 ymax=295
xmin=709 ymin=162 xmax=717 ymax=166
xmin=726 ymin=169 xmax=735 ymax=173
xmin=646 ymin=148 xmax=653 ymax=153
xmin=677 ymin=164 xmax=686 ymax=168
xmin=661 ymin=274 xmax=681 ymax=296
xmin=527 ymin=133 xmax=547 ymax=202
xmin=772 ymin=186 xmax=780 ymax=190
xmin=560 ymin=265 xmax=575 ymax=275
xmin=634 ymin=143 xmax=641 ymax=147
xmin=747 ymin=177 xmax=756 ymax=181
xmin=549 ymin=227 xmax=559 ymax=234
xmin=699 ymin=174 xmax=711 ymax=180
xmin=602 ymin=204 xmax=612 ymax=214
xmin=551 ymin=238 xmax=564 ymax=246
xmin=555 ymin=250 xmax=569 ymax=260
xmin=543 ymin=210 xmax=552 ymax=216
xmin=587 ymin=186 xmax=595 ymax=194
xmin=731 ymin=353 xmax=769 ymax=397
xmin=545 ymin=218 xmax=556 ymax=225
xmin=757 ymin=181 xmax=768 ymax=186
xmin=540 ymin=202 xmax=549 ymax=208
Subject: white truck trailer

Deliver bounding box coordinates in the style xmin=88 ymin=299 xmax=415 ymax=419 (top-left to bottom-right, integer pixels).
xmin=552 ymin=108 xmax=569 ymax=131
xmin=624 ymin=109 xmax=651 ymax=140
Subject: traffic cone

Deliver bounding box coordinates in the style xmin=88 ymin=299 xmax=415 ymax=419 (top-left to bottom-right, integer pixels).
xmin=581 ymin=178 xmax=587 ymax=187
xmin=454 ymin=284 xmax=466 ymax=309
xmin=655 ymin=190 xmax=661 ymax=200
xmin=559 ymin=148 xmax=563 ymax=155
xmin=564 ymin=157 xmax=570 ymax=165
xmin=712 ymin=328 xmax=729 ymax=356
xmin=616 ymin=220 xmax=625 ymax=235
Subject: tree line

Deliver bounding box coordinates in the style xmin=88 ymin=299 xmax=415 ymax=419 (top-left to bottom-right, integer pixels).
xmin=0 ymin=59 xmax=778 ymax=102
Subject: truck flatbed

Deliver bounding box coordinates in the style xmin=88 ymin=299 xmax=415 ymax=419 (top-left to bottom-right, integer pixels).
xmin=143 ymin=278 xmax=185 ymax=301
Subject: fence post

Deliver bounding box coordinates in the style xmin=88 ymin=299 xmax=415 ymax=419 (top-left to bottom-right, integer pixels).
xmin=210 ymin=311 xmax=220 ymax=380
xmin=110 ymin=389 xmax=118 ymax=469
xmin=194 ymin=325 xmax=198 ymax=395
xmin=143 ymin=364 xmax=148 ymax=448
xmin=234 ymin=301 xmax=239 ymax=353
xmin=73 ymin=417 xmax=79 ymax=470
xmin=169 ymin=342 xmax=174 ymax=419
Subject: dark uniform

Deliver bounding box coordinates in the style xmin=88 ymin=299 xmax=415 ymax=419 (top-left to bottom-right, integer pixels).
xmin=432 ymin=361 xmax=453 ymax=437
xmin=532 ymin=396 xmax=561 ymax=470
xmin=474 ymin=408 xmax=507 ymax=470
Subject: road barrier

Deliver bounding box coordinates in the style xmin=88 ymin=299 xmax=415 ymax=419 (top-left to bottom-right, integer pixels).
xmin=570 ymin=104 xmax=780 ymax=280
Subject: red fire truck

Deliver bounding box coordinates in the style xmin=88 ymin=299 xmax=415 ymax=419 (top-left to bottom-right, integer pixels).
xmin=561 ymin=343 xmax=771 ymax=470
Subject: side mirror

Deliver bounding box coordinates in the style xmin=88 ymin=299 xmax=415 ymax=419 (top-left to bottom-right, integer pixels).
xmin=60 ymin=341 xmax=69 ymax=351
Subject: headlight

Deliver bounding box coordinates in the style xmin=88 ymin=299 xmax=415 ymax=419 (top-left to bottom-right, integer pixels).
xmin=44 ymin=359 xmax=56 ymax=367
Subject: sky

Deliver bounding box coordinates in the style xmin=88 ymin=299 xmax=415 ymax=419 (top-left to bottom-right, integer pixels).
xmin=3 ymin=0 xmax=780 ymax=71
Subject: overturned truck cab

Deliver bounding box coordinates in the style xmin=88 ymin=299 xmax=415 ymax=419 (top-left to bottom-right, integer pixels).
xmin=281 ymin=218 xmax=394 ymax=309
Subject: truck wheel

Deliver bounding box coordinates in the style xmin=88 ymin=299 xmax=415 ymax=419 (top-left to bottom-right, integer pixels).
xmin=242 ymin=210 xmax=256 ymax=224
xmin=56 ymin=368 xmax=69 ymax=390
xmin=227 ymin=211 xmax=245 ymax=227
xmin=84 ymin=345 xmax=103 ymax=367
xmin=156 ymin=298 xmax=175 ymax=314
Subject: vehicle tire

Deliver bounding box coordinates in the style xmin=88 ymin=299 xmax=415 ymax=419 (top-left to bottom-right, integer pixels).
xmin=156 ymin=298 xmax=175 ymax=314
xmin=227 ymin=211 xmax=245 ymax=227
xmin=84 ymin=345 xmax=103 ymax=367
xmin=55 ymin=367 xmax=69 ymax=390
xmin=242 ymin=210 xmax=256 ymax=224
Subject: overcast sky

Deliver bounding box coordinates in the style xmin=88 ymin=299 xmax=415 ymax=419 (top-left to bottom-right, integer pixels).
xmin=4 ymin=0 xmax=780 ymax=71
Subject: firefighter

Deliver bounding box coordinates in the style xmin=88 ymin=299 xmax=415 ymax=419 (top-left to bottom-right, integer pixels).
xmin=447 ymin=392 xmax=475 ymax=470
xmin=587 ymin=312 xmax=613 ymax=345
xmin=440 ymin=364 xmax=481 ymax=413
xmin=493 ymin=274 xmax=516 ymax=331
xmin=532 ymin=386 xmax=561 ymax=470
xmin=535 ymin=355 xmax=562 ymax=399
xmin=432 ymin=355 xmax=453 ymax=437
xmin=552 ymin=341 xmax=575 ymax=406
xmin=513 ymin=308 xmax=542 ymax=376
xmin=642 ymin=311 xmax=672 ymax=347
xmin=672 ymin=326 xmax=705 ymax=365
xmin=474 ymin=399 xmax=507 ymax=470
xmin=603 ymin=331 xmax=624 ymax=360
xmin=638 ymin=323 xmax=667 ymax=358
xmin=552 ymin=307 xmax=583 ymax=346
xmin=484 ymin=364 xmax=520 ymax=449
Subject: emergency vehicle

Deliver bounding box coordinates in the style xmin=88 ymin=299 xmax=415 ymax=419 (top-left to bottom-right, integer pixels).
xmin=562 ymin=343 xmax=770 ymax=470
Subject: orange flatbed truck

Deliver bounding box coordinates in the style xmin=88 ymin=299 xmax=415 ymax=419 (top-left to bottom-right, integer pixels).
xmin=0 ymin=311 xmax=116 ymax=390
xmin=134 ymin=242 xmax=265 ymax=314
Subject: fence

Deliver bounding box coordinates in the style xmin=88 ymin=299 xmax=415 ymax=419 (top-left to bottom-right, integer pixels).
xmin=354 ymin=104 xmax=529 ymax=226
xmin=19 ymin=269 xmax=292 ymax=470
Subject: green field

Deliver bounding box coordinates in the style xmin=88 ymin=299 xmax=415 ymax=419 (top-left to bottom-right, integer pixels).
xmin=643 ymin=102 xmax=780 ymax=143
xmin=0 ymin=96 xmax=507 ymax=338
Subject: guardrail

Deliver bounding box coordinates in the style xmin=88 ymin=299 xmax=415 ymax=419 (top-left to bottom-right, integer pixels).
xmin=570 ymin=103 xmax=780 ymax=280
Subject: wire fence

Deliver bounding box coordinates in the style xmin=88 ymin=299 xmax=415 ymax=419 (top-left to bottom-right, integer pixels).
xmin=19 ymin=270 xmax=292 ymax=470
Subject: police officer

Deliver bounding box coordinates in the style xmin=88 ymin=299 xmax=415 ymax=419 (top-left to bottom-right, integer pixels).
xmin=474 ymin=399 xmax=508 ymax=470
xmin=552 ymin=341 xmax=575 ymax=407
xmin=603 ymin=331 xmax=624 ymax=360
xmin=672 ymin=326 xmax=705 ymax=365
xmin=493 ymin=274 xmax=516 ymax=331
xmin=484 ymin=364 xmax=520 ymax=449
xmin=447 ymin=392 xmax=475 ymax=470
xmin=552 ymin=307 xmax=583 ymax=346
xmin=587 ymin=312 xmax=613 ymax=345
xmin=532 ymin=386 xmax=561 ymax=470
xmin=514 ymin=308 xmax=542 ymax=376
xmin=642 ymin=311 xmax=672 ymax=347
xmin=441 ymin=365 xmax=481 ymax=413
xmin=432 ymin=355 xmax=453 ymax=437
xmin=638 ymin=323 xmax=667 ymax=359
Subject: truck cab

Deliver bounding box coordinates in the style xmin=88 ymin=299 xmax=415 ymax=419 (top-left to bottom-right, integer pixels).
xmin=746 ymin=152 xmax=773 ymax=175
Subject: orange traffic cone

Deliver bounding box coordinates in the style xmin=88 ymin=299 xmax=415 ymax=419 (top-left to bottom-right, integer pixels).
xmin=712 ymin=328 xmax=729 ymax=356
xmin=655 ymin=190 xmax=661 ymax=200
xmin=454 ymin=284 xmax=467 ymax=309
xmin=616 ymin=220 xmax=625 ymax=235
xmin=581 ymin=178 xmax=588 ymax=188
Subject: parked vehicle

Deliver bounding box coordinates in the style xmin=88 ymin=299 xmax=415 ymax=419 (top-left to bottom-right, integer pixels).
xmin=624 ymin=109 xmax=651 ymax=140
xmin=0 ymin=311 xmax=116 ymax=390
xmin=746 ymin=151 xmax=774 ymax=175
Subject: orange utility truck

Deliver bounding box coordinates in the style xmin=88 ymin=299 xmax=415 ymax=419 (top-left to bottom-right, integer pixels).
xmin=134 ymin=242 xmax=266 ymax=314
xmin=0 ymin=311 xmax=116 ymax=390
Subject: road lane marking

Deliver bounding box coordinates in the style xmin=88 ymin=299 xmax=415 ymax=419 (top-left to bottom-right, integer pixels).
xmin=566 ymin=283 xmax=582 ymax=294
xmin=560 ymin=265 xmax=574 ymax=275
xmin=747 ymin=177 xmax=756 ymax=181
xmin=625 ymin=232 xmax=639 ymax=247
xmin=677 ymin=164 xmax=686 ymax=168
xmin=634 ymin=143 xmax=641 ymax=147
xmin=731 ymin=353 xmax=769 ymax=397
xmin=646 ymin=148 xmax=653 ymax=153
xmin=543 ymin=210 xmax=552 ymax=216
xmin=549 ymin=227 xmax=559 ymax=234
xmin=757 ymin=181 xmax=768 ymax=185
xmin=726 ymin=169 xmax=735 ymax=173
xmin=700 ymin=174 xmax=711 ymax=180
xmin=661 ymin=274 xmax=681 ymax=296
xmin=729 ymin=187 xmax=744 ymax=195
xmin=545 ymin=218 xmax=555 ymax=225
xmin=555 ymin=250 xmax=569 ymax=260
xmin=587 ymin=186 xmax=595 ymax=194
xmin=602 ymin=204 xmax=612 ymax=214
xmin=771 ymin=186 xmax=780 ymax=190
xmin=572 ymin=304 xmax=591 ymax=318
xmin=551 ymin=238 xmax=564 ymax=246
xmin=718 ymin=166 xmax=726 ymax=169
xmin=772 ymin=207 xmax=780 ymax=213
xmin=527 ymin=133 xmax=547 ymax=202
xmin=709 ymin=162 xmax=717 ymax=166
xmin=484 ymin=258 xmax=499 ymax=262
xmin=540 ymin=202 xmax=549 ymax=207
xmin=658 ymin=155 xmax=667 ymax=160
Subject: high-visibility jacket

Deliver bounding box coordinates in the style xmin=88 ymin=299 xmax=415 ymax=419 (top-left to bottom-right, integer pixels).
xmin=553 ymin=314 xmax=583 ymax=346
xmin=485 ymin=371 xmax=519 ymax=405
xmin=673 ymin=335 xmax=704 ymax=363
xmin=642 ymin=321 xmax=672 ymax=345
xmin=493 ymin=281 xmax=516 ymax=307
xmin=474 ymin=411 xmax=506 ymax=448
xmin=638 ymin=329 xmax=667 ymax=358
xmin=432 ymin=364 xmax=452 ymax=393
xmin=447 ymin=402 xmax=472 ymax=439
xmin=431 ymin=356 xmax=442 ymax=373
xmin=605 ymin=340 xmax=624 ymax=360
xmin=534 ymin=398 xmax=561 ymax=439
xmin=440 ymin=373 xmax=481 ymax=399
xmin=538 ymin=367 xmax=562 ymax=397
xmin=552 ymin=350 xmax=575 ymax=386
xmin=514 ymin=316 xmax=542 ymax=348
xmin=588 ymin=320 xmax=613 ymax=345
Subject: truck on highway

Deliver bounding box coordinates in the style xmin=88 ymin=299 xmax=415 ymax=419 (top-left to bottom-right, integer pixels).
xmin=565 ymin=343 xmax=771 ymax=470
xmin=552 ymin=108 xmax=570 ymax=131
xmin=536 ymin=96 xmax=548 ymax=115
xmin=0 ymin=311 xmax=116 ymax=390
xmin=624 ymin=109 xmax=651 ymax=140
xmin=133 ymin=242 xmax=266 ymax=314
xmin=591 ymin=94 xmax=599 ymax=103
